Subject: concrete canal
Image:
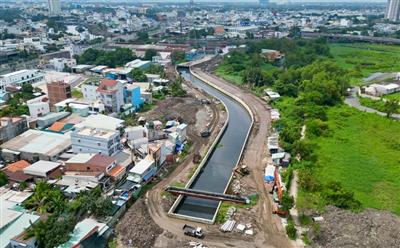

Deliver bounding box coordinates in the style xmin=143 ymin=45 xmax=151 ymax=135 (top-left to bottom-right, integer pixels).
xmin=172 ymin=68 xmax=252 ymax=221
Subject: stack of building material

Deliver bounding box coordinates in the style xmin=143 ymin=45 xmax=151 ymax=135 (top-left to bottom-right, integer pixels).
xmin=220 ymin=219 xmax=236 ymax=232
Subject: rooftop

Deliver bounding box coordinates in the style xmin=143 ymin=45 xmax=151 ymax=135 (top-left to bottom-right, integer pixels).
xmin=1 ymin=129 xmax=71 ymax=157
xmin=129 ymin=157 xmax=154 ymax=175
xmin=57 ymin=218 xmax=109 ymax=248
xmin=3 ymin=160 xmax=30 ymax=173
xmin=23 ymin=160 xmax=61 ymax=177
xmin=66 ymin=153 xmax=96 ymax=164
xmin=75 ymin=114 xmax=124 ymax=131
xmin=75 ymin=127 xmax=118 ymax=139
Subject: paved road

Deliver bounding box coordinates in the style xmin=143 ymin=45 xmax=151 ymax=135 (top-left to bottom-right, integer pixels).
xmin=344 ymin=88 xmax=400 ymax=120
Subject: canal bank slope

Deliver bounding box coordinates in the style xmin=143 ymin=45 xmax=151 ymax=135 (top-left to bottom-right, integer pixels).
xmin=191 ymin=57 xmax=293 ymax=247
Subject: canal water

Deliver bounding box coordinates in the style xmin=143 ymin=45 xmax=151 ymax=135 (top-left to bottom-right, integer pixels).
xmin=174 ymin=68 xmax=252 ymax=220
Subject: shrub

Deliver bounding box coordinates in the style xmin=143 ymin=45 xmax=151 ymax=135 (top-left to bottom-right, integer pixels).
xmin=322 ymin=181 xmax=362 ymax=211
xmin=286 ymin=222 xmax=297 ymax=240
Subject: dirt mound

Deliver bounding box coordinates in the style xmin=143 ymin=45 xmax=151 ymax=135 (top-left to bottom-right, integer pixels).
xmin=312 ymin=206 xmax=400 ymax=248
xmin=116 ymin=199 xmax=163 ymax=248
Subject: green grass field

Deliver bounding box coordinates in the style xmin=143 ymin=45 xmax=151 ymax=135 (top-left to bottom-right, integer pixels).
xmin=330 ymin=43 xmax=400 ymax=80
xmin=385 ymin=92 xmax=400 ymax=101
xmin=308 ymin=105 xmax=400 ymax=214
xmin=214 ymin=64 xmax=243 ymax=85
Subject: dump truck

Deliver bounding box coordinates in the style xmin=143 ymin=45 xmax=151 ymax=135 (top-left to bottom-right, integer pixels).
xmin=183 ymin=224 xmax=204 ymax=238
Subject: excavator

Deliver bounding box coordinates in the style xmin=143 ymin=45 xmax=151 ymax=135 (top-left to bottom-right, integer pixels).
xmin=272 ymin=167 xmax=289 ymax=216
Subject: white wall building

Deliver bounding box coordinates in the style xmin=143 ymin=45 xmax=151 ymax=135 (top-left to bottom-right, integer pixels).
xmin=82 ymin=82 xmax=100 ymax=102
xmin=49 ymin=58 xmax=77 ymax=72
xmin=71 ymin=127 xmax=121 ymax=156
xmin=27 ymin=95 xmax=50 ymax=119
xmin=0 ymin=70 xmax=44 ymax=90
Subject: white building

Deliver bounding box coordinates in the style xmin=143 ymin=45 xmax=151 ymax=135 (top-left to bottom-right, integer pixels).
xmin=0 ymin=70 xmax=44 ymax=90
xmin=27 ymin=95 xmax=50 ymax=119
xmin=82 ymin=82 xmax=99 ymax=102
xmin=49 ymin=58 xmax=77 ymax=72
xmin=71 ymin=127 xmax=121 ymax=156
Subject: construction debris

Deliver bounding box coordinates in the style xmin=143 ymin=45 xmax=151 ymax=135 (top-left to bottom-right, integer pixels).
xmin=226 ymin=206 xmax=236 ymax=218
xmin=236 ymin=224 xmax=246 ymax=232
xmin=220 ymin=219 xmax=236 ymax=232
xmin=188 ymin=241 xmax=208 ymax=248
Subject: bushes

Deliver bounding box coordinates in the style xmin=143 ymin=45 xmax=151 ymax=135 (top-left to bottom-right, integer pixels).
xmin=286 ymin=222 xmax=297 ymax=240
xmin=322 ymin=182 xmax=362 ymax=211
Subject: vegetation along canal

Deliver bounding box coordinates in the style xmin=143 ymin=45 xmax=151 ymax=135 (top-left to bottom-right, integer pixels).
xmin=173 ymin=68 xmax=252 ymax=220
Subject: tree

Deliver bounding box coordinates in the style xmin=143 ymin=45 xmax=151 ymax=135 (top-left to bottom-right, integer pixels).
xmin=288 ymin=26 xmax=301 ymax=38
xmin=242 ymin=68 xmax=265 ymax=87
xmin=27 ymin=214 xmax=76 ymax=248
xmin=137 ymin=31 xmax=149 ymax=43
xmin=0 ymin=171 xmax=7 ymax=187
xmin=144 ymin=49 xmax=157 ymax=61
xmin=280 ymin=192 xmax=294 ymax=211
xmin=129 ymin=68 xmax=147 ymax=82
xmin=170 ymin=76 xmax=187 ymax=97
xmin=383 ymin=99 xmax=399 ymax=118
xmin=171 ymin=51 xmax=186 ymax=65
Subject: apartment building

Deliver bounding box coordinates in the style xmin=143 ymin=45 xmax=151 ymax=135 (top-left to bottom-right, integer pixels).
xmin=71 ymin=127 xmax=121 ymax=156
xmin=47 ymin=81 xmax=72 ymax=106
xmin=96 ymin=79 xmax=124 ymax=113
xmin=0 ymin=70 xmax=44 ymax=90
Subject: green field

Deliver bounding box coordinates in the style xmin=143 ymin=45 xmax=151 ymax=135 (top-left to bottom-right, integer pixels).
xmin=214 ymin=64 xmax=244 ymax=85
xmin=385 ymin=92 xmax=400 ymax=101
xmin=330 ymin=43 xmax=400 ymax=81
xmin=305 ymin=105 xmax=400 ymax=214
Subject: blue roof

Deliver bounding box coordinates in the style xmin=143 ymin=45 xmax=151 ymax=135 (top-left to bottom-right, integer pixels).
xmin=0 ymin=212 xmax=40 ymax=248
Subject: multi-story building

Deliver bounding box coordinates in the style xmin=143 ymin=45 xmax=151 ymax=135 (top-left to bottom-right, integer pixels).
xmin=0 ymin=70 xmax=44 ymax=90
xmin=49 ymin=58 xmax=77 ymax=72
xmin=27 ymin=95 xmax=50 ymax=118
xmin=96 ymin=79 xmax=124 ymax=113
xmin=48 ymin=0 xmax=61 ymax=15
xmin=386 ymin=0 xmax=400 ymax=22
xmin=71 ymin=127 xmax=121 ymax=156
xmin=124 ymin=84 xmax=144 ymax=111
xmin=0 ymin=117 xmax=28 ymax=144
xmin=46 ymin=81 xmax=72 ymax=107
xmin=82 ymin=82 xmax=100 ymax=102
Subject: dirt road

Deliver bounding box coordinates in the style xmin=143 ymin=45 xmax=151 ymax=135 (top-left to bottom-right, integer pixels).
xmin=192 ymin=66 xmax=293 ymax=248
xmin=118 ymin=58 xmax=293 ymax=248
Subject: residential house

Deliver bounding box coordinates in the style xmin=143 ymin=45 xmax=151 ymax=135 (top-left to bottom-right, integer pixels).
xmin=127 ymin=156 xmax=156 ymax=183
xmin=96 ymin=79 xmax=125 ymax=113
xmin=124 ymin=84 xmax=144 ymax=111
xmin=65 ymin=153 xmax=125 ymax=181
xmin=0 ymin=117 xmax=28 ymax=144
xmin=57 ymin=218 xmax=110 ymax=248
xmin=23 ymin=160 xmax=62 ymax=180
xmin=1 ymin=160 xmax=33 ymax=185
xmin=27 ymin=95 xmax=50 ymax=119
xmin=71 ymin=127 xmax=121 ymax=156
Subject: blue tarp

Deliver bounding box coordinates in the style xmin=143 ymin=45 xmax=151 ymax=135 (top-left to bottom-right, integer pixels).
xmin=264 ymin=175 xmax=274 ymax=182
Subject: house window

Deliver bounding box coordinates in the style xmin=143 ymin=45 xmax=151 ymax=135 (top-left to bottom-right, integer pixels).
xmin=87 ymin=167 xmax=90 ymax=170
xmin=78 ymin=139 xmax=81 ymax=143
xmin=98 ymin=142 xmax=101 ymax=146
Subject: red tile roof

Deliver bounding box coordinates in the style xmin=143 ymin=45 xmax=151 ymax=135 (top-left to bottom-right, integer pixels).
xmin=47 ymin=122 xmax=66 ymax=132
xmin=87 ymin=154 xmax=116 ymax=168
xmin=108 ymin=165 xmax=125 ymax=178
xmin=4 ymin=160 xmax=31 ymax=173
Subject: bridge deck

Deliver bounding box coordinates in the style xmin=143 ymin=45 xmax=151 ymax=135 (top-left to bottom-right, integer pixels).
xmin=165 ymin=186 xmax=248 ymax=204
